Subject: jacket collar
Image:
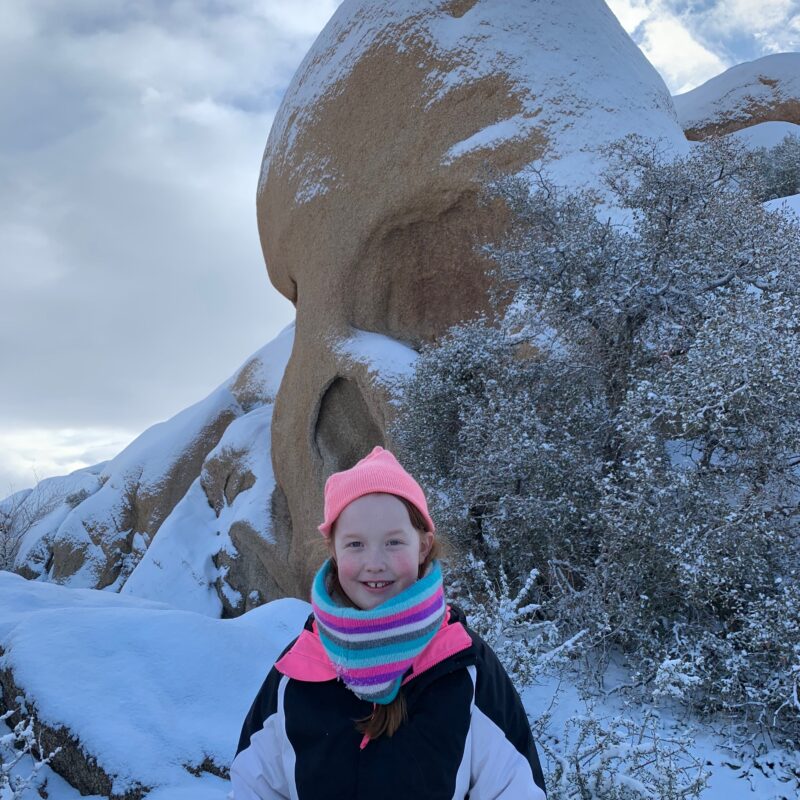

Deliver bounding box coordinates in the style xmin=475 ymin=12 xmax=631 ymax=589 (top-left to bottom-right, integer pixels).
xmin=275 ymin=605 xmax=473 ymax=684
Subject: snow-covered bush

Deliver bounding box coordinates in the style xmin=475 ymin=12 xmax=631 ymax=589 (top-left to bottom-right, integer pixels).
xmin=65 ymin=488 xmax=91 ymax=509
xmin=1 ymin=710 xmax=61 ymax=800
xmin=449 ymin=554 xmax=585 ymax=686
xmin=392 ymin=135 xmax=800 ymax=745
xmin=394 ymin=314 xmax=604 ymax=581
xmin=542 ymin=708 xmax=709 ymax=800
xmin=0 ymin=487 xmax=61 ymax=572
xmin=751 ymin=134 xmax=800 ymax=201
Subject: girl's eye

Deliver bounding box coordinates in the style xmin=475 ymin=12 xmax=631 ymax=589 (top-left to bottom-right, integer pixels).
xmin=387 ymin=539 xmax=404 ymax=546
xmin=344 ymin=541 xmax=362 ymax=548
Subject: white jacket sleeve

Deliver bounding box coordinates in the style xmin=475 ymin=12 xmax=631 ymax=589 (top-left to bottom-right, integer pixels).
xmin=229 ymin=672 xmax=294 ymax=800
xmin=468 ymin=699 xmax=547 ymax=799
xmin=466 ymin=654 xmax=547 ymax=799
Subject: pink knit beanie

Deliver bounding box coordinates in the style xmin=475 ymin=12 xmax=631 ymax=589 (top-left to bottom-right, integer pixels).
xmin=318 ymin=446 xmax=436 ymax=537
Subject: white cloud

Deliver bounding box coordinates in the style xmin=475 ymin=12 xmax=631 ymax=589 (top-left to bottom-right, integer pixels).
xmin=605 ymin=0 xmax=651 ymax=32
xmin=607 ymin=0 xmax=799 ymax=93
xmin=637 ymin=15 xmax=728 ymax=94
xmin=1 ymin=0 xmax=340 ymax=472
xmin=256 ymin=0 xmax=342 ymax=37
xmin=700 ymin=0 xmax=800 ymax=52
xmin=607 ymin=1 xmax=729 ymax=92
xmin=0 ymin=426 xmax=137 ymax=494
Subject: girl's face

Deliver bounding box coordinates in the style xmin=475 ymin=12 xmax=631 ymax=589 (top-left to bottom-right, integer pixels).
xmin=331 ymin=493 xmax=433 ymax=610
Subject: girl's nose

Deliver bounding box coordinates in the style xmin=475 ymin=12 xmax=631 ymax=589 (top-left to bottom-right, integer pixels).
xmin=364 ymin=549 xmax=387 ymax=570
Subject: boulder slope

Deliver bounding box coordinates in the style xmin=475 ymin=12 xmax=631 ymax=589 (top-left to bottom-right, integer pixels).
xmin=11 ymin=325 xmax=295 ymax=615
xmin=674 ymin=53 xmax=800 ymax=140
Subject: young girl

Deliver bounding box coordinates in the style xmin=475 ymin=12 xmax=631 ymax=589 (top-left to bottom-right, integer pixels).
xmin=230 ymin=446 xmax=547 ymax=799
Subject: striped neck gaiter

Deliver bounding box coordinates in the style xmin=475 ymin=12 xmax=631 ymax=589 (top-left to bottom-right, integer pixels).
xmin=311 ymin=559 xmax=446 ymax=705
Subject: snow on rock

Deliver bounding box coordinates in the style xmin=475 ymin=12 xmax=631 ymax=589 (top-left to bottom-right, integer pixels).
xmin=0 ymin=487 xmax=32 ymax=512
xmin=226 ymin=323 xmax=295 ymax=412
xmin=728 ymin=119 xmax=800 ymax=150
xmin=117 ymin=477 xmax=223 ymax=616
xmin=8 ymin=324 xmax=295 ymax=610
xmin=0 ymin=570 xmax=170 ymax=639
xmin=3 ymin=465 xmax=105 ymax=579
xmin=673 ymin=53 xmax=800 ymax=140
xmin=0 ymin=571 xmax=310 ymax=798
xmin=261 ymin=0 xmax=686 ymax=196
xmin=121 ymin=403 xmax=278 ymax=616
xmin=41 ymin=382 xmax=241 ymax=591
xmin=116 ymin=325 xmax=295 ymax=615
xmin=333 ymin=328 xmax=419 ymax=389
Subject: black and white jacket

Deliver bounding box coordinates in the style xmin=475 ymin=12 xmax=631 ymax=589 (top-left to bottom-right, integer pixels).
xmin=230 ymin=606 xmax=546 ymax=799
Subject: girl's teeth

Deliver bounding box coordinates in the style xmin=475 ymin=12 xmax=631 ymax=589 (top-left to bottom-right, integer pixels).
xmin=365 ymin=581 xmax=391 ymax=588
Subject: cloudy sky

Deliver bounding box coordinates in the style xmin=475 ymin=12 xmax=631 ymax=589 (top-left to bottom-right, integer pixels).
xmin=1 ymin=0 xmax=799 ymax=494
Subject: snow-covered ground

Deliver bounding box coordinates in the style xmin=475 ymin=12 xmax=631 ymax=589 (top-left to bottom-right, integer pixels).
xmin=523 ymin=675 xmax=799 ymax=800
xmin=0 ymin=571 xmax=309 ymax=799
xmin=765 ymin=192 xmax=800 ymax=219
xmin=2 ymin=570 xmax=797 ymax=800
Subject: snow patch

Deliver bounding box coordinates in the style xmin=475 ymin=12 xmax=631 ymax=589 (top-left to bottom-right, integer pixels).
xmin=0 ymin=572 xmax=310 ymax=796
xmin=673 ymin=53 xmax=800 ymax=131
xmin=765 ymin=192 xmax=800 ymax=219
xmin=729 ymin=120 xmax=800 ymax=150
xmin=443 ymin=113 xmax=531 ymax=163
xmin=333 ymin=328 xmax=418 ymax=386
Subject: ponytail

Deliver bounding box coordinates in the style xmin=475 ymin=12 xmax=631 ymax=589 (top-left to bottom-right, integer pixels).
xmin=357 ymin=693 xmax=408 ymax=739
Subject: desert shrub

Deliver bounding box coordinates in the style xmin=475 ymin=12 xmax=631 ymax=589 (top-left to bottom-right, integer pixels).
xmin=396 ymin=315 xmax=604 ymax=579
xmin=541 ymin=708 xmax=709 ymax=800
xmin=449 ymin=554 xmax=586 ymax=686
xmin=65 ymin=488 xmax=91 ymax=509
xmin=750 ymin=134 xmax=800 ymax=201
xmin=392 ymin=135 xmax=800 ymax=745
xmin=0 ymin=487 xmax=62 ymax=572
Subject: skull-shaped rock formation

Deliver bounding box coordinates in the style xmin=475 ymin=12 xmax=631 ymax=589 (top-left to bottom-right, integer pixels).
xmin=674 ymin=53 xmax=800 ymax=140
xmin=257 ymin=0 xmax=686 ymax=597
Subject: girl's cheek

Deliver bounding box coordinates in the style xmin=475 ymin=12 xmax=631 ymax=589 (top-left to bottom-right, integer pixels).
xmin=336 ymin=556 xmax=360 ymax=581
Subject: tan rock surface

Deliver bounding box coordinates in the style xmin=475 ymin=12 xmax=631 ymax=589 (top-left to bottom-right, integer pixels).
xmin=257 ymin=0 xmax=686 ymax=597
